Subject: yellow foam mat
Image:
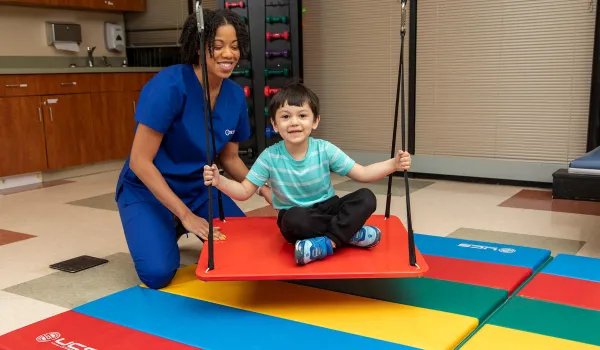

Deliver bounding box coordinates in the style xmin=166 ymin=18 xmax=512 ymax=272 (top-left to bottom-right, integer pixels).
xmin=155 ymin=265 xmax=477 ymax=349
xmin=138 ymin=264 xmax=198 ymax=290
xmin=461 ymin=325 xmax=600 ymax=350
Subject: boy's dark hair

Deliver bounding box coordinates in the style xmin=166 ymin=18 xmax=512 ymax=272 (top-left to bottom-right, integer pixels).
xmin=268 ymin=80 xmax=320 ymax=120
xmin=179 ymin=9 xmax=250 ymax=65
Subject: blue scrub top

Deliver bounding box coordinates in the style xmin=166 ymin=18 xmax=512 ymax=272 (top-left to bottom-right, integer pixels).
xmin=115 ymin=64 xmax=251 ymax=212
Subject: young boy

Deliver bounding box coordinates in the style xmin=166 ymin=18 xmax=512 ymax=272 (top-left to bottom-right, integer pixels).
xmin=203 ymin=81 xmax=411 ymax=265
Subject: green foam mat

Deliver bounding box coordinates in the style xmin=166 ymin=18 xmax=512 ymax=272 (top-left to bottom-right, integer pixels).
xmin=488 ymin=296 xmax=600 ymax=346
xmin=290 ymin=277 xmax=508 ymax=321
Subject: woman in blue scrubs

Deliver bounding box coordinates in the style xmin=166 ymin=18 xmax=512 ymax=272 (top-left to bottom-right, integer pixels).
xmin=114 ymin=9 xmax=272 ymax=289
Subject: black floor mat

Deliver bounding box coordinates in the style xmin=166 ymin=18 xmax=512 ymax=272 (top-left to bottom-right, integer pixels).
xmin=49 ymin=255 xmax=109 ymax=273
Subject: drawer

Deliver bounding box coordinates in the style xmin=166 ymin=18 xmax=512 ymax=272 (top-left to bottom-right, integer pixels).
xmin=37 ymin=73 xmax=92 ymax=95
xmin=0 ymin=75 xmax=40 ymax=97
xmin=90 ymin=73 xmax=150 ymax=92
xmin=0 ymin=72 xmax=154 ymax=96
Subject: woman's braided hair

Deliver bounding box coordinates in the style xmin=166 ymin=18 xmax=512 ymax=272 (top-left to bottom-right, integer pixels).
xmin=179 ymin=8 xmax=250 ymax=65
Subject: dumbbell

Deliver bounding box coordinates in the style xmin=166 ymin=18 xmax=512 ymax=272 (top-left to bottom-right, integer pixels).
xmin=238 ymin=148 xmax=254 ymax=158
xmin=265 ymin=50 xmax=289 ymax=58
xmin=264 ymin=86 xmax=280 ymax=97
xmin=264 ymin=67 xmax=290 ymax=77
xmin=266 ymin=15 xmax=288 ymax=24
xmin=225 ymin=1 xmax=244 ymax=9
xmin=243 ymin=86 xmax=251 ymax=97
xmin=266 ymin=126 xmax=279 ymax=139
xmin=231 ymin=67 xmax=251 ymax=78
xmin=266 ymin=31 xmax=289 ymax=41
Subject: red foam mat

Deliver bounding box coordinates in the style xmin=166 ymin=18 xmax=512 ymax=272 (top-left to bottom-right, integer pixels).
xmin=197 ymin=215 xmax=429 ymax=281
xmin=424 ymin=254 xmax=532 ymax=292
xmin=0 ymin=311 xmax=199 ymax=350
xmin=518 ymin=272 xmax=600 ymax=311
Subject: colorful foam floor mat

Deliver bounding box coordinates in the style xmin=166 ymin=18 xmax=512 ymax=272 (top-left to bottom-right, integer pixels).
xmin=1 ymin=233 xmax=599 ymax=349
xmin=461 ymin=253 xmax=600 ymax=349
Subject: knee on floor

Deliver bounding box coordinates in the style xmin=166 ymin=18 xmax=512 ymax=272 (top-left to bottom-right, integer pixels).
xmin=139 ymin=265 xmax=177 ymax=290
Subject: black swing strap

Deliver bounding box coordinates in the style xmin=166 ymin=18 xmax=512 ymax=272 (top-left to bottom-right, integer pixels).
xmin=384 ymin=0 xmax=417 ymax=267
xmin=196 ymin=0 xmax=216 ymax=271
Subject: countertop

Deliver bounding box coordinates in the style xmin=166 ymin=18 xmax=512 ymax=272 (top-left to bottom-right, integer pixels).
xmin=0 ymin=66 xmax=164 ymax=74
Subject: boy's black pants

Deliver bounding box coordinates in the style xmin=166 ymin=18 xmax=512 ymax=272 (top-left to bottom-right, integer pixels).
xmin=276 ymin=188 xmax=377 ymax=247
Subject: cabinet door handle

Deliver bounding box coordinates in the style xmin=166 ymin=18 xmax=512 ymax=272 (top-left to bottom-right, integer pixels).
xmin=5 ymin=84 xmax=27 ymax=88
xmin=60 ymin=82 xmax=77 ymax=86
xmin=105 ymin=0 xmax=114 ymax=5
xmin=37 ymin=107 xmax=42 ymax=123
xmin=48 ymin=106 xmax=53 ymax=122
xmin=132 ymin=101 xmax=136 ymax=113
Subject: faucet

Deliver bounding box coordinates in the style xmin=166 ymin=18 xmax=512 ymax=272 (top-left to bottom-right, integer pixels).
xmin=87 ymin=46 xmax=96 ymax=67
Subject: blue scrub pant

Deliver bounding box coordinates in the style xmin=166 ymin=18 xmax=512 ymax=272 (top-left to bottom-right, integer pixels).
xmin=117 ymin=194 xmax=245 ymax=289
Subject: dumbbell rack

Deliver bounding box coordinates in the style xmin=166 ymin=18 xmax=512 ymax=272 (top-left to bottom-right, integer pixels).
xmin=218 ymin=0 xmax=303 ymax=164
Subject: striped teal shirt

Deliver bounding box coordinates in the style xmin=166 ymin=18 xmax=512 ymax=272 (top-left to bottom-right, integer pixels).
xmin=246 ymin=137 xmax=356 ymax=209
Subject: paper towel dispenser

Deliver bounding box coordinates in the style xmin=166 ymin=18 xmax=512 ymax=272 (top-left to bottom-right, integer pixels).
xmin=46 ymin=22 xmax=82 ymax=46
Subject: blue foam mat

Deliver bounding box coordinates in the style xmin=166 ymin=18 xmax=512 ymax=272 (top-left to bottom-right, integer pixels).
xmin=414 ymin=233 xmax=551 ymax=269
xmin=542 ymin=254 xmax=600 ymax=283
xmin=74 ymin=286 xmax=417 ymax=350
xmin=570 ymin=146 xmax=600 ymax=170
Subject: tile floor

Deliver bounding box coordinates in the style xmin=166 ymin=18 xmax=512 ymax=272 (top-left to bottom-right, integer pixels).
xmin=1 ymin=168 xmax=600 ymax=335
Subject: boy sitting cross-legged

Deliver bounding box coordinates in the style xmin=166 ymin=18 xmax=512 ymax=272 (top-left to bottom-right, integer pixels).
xmin=203 ymin=81 xmax=412 ymax=265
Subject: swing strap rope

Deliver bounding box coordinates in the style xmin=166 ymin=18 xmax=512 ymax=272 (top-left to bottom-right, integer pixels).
xmin=196 ymin=1 xmax=216 ymax=271
xmin=385 ymin=0 xmax=417 ymax=267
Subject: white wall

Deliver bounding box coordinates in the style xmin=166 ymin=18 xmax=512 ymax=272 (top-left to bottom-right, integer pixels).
xmin=0 ymin=5 xmax=125 ymax=57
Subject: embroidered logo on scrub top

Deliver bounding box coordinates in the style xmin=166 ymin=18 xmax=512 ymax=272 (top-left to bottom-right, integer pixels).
xmin=225 ymin=129 xmax=236 ymax=136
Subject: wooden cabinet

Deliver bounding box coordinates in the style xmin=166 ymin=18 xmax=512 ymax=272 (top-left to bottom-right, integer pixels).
xmin=91 ymin=0 xmax=145 ymax=12
xmin=42 ymin=94 xmax=96 ymax=170
xmin=46 ymin=0 xmax=94 ymax=7
xmin=90 ymin=91 xmax=137 ymax=162
xmin=0 ymin=0 xmax=48 ymax=5
xmin=0 ymin=71 xmax=155 ymax=177
xmin=0 ymin=96 xmax=47 ymax=177
xmin=0 ymin=0 xmax=145 ymax=12
xmin=52 ymin=0 xmax=95 ymax=7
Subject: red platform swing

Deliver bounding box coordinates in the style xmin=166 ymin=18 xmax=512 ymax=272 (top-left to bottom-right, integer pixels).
xmin=194 ymin=0 xmax=428 ymax=281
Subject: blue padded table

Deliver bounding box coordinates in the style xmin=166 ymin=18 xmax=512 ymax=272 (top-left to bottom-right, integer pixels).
xmin=569 ymin=146 xmax=600 ymax=174
xmin=554 ymin=145 xmax=600 ymax=200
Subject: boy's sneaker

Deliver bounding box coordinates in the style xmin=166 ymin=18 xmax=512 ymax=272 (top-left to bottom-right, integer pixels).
xmin=348 ymin=225 xmax=382 ymax=248
xmin=295 ymin=236 xmax=334 ymax=266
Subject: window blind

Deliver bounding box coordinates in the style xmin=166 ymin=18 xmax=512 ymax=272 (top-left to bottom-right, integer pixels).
xmin=301 ymin=0 xmax=410 ymax=154
xmin=414 ymin=0 xmax=596 ymax=163
xmin=302 ymin=0 xmax=596 ymax=165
